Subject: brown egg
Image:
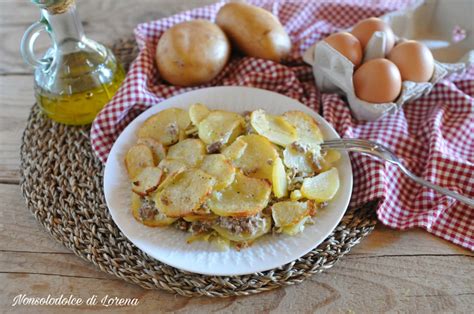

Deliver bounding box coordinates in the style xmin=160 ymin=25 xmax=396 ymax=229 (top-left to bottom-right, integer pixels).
xmin=324 ymin=32 xmax=363 ymax=66
xmin=353 ymin=58 xmax=402 ymax=103
xmin=351 ymin=17 xmax=395 ymax=53
xmin=388 ymin=40 xmax=434 ymax=82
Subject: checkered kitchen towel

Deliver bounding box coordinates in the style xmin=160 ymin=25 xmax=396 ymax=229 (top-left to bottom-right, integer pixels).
xmin=91 ymin=0 xmax=474 ymax=250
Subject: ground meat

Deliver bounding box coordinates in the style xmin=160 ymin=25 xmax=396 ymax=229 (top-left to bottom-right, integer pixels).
xmin=206 ymin=141 xmax=223 ymax=154
xmin=216 ymin=213 xmax=267 ymax=235
xmin=139 ymin=198 xmax=158 ymax=221
xmin=174 ymin=219 xmax=190 ymax=231
xmin=189 ymin=220 xmax=214 ymax=234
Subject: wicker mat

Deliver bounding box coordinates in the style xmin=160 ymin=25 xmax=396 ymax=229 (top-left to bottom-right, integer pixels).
xmin=19 ymin=39 xmax=378 ymax=297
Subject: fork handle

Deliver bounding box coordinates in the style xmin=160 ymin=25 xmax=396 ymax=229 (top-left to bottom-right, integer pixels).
xmin=397 ymin=164 xmax=474 ymax=207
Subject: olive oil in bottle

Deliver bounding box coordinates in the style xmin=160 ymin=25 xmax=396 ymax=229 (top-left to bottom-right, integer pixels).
xmin=21 ymin=0 xmax=125 ymax=125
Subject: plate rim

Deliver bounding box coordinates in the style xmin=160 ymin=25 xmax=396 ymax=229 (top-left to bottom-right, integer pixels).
xmin=103 ymin=86 xmax=353 ymax=276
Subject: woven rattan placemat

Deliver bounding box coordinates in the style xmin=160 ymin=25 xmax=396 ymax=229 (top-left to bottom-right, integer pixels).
xmin=19 ymin=39 xmax=378 ymax=297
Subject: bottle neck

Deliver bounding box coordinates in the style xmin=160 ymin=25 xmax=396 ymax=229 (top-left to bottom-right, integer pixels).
xmin=42 ymin=3 xmax=85 ymax=45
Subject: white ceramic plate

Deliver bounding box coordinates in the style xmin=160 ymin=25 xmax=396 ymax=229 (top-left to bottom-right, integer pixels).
xmin=104 ymin=86 xmax=353 ymax=276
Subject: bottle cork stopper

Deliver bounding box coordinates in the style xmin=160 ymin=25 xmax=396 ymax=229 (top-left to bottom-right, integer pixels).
xmin=46 ymin=0 xmax=75 ymax=15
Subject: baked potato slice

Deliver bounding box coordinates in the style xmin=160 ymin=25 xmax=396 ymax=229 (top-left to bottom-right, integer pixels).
xmin=207 ymin=171 xmax=271 ymax=217
xmin=271 ymin=200 xmax=315 ymax=227
xmin=158 ymin=158 xmax=188 ymax=176
xmin=131 ymin=167 xmax=163 ymax=196
xmin=283 ymin=111 xmax=324 ymax=144
xmin=138 ymin=108 xmax=191 ymax=146
xmin=232 ymin=134 xmax=278 ymax=181
xmin=200 ymin=154 xmax=236 ymax=190
xmin=124 ymin=144 xmax=155 ymax=179
xmin=137 ymin=137 xmax=167 ymax=165
xmin=301 ymin=167 xmax=340 ymax=202
xmin=198 ymin=110 xmax=245 ymax=146
xmin=189 ymin=103 xmax=210 ymax=125
xmin=183 ymin=213 xmax=218 ymax=222
xmin=318 ymin=149 xmax=342 ymax=172
xmin=167 ymin=138 xmax=206 ymax=166
xmin=283 ymin=145 xmax=314 ymax=173
xmin=272 ymin=156 xmax=288 ymax=198
xmin=154 ymin=169 xmax=216 ymax=217
xmin=131 ymin=193 xmax=177 ymax=227
xmin=250 ymin=109 xmax=297 ymax=146
xmin=281 ymin=216 xmax=311 ymax=235
xmin=222 ymin=137 xmax=248 ymax=160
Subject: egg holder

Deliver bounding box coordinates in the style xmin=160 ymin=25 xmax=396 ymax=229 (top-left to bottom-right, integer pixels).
xmin=303 ymin=0 xmax=473 ymax=121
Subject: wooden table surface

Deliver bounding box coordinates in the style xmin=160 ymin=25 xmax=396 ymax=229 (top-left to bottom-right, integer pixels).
xmin=0 ymin=1 xmax=472 ymax=313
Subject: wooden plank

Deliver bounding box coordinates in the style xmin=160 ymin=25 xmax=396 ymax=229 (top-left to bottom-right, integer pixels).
xmin=0 ymin=254 xmax=472 ymax=313
xmin=0 ymin=76 xmax=34 ymax=183
xmin=0 ymin=0 xmax=216 ymax=74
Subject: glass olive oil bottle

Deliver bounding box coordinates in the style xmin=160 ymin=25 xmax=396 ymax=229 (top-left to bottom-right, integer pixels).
xmin=21 ymin=0 xmax=125 ymax=125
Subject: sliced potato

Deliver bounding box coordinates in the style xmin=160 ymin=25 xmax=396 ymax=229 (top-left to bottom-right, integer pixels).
xmin=222 ymin=137 xmax=248 ymax=160
xmin=131 ymin=193 xmax=177 ymax=227
xmin=158 ymin=158 xmax=188 ymax=176
xmin=137 ymin=138 xmax=167 ymax=165
xmin=272 ymin=157 xmax=287 ymax=198
xmin=154 ymin=169 xmax=216 ymax=217
xmin=283 ymin=111 xmax=323 ymax=144
xmin=283 ymin=145 xmax=313 ymax=173
xmin=124 ymin=144 xmax=155 ymax=179
xmin=212 ymin=215 xmax=271 ymax=242
xmin=318 ymin=149 xmax=341 ymax=172
xmin=272 ymin=200 xmax=314 ymax=227
xmin=183 ymin=213 xmax=218 ymax=222
xmin=207 ymin=171 xmax=271 ymax=217
xmin=200 ymin=154 xmax=236 ymax=190
xmin=167 ymin=138 xmax=206 ymax=166
xmin=156 ymin=167 xmax=185 ymax=192
xmin=131 ymin=167 xmax=163 ymax=196
xmin=281 ymin=216 xmax=311 ymax=235
xmin=198 ymin=110 xmax=245 ymax=146
xmin=233 ymin=134 xmax=278 ymax=181
xmin=290 ymin=189 xmax=302 ymax=201
xmin=250 ymin=109 xmax=297 ymax=146
xmin=138 ymin=108 xmax=191 ymax=145
xmin=301 ymin=167 xmax=340 ymax=202
xmin=189 ymin=103 xmax=210 ymax=125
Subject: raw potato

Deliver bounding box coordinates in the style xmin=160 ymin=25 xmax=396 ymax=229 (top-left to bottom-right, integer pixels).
xmin=156 ymin=20 xmax=231 ymax=87
xmin=207 ymin=172 xmax=271 ymax=217
xmin=137 ymin=138 xmax=167 ymax=165
xmin=283 ymin=111 xmax=323 ymax=144
xmin=216 ymin=2 xmax=291 ymax=62
xmin=213 ymin=215 xmax=271 ymax=242
xmin=271 ymin=201 xmax=314 ymax=227
xmin=200 ymin=154 xmax=236 ymax=190
xmin=138 ymin=108 xmax=191 ymax=146
xmin=301 ymin=167 xmax=340 ymax=202
xmin=131 ymin=167 xmax=163 ymax=196
xmin=198 ymin=110 xmax=245 ymax=146
xmin=189 ymin=103 xmax=211 ymax=125
xmin=155 ymin=169 xmax=216 ymax=217
xmin=124 ymin=144 xmax=155 ymax=179
xmin=222 ymin=137 xmax=248 ymax=160
xmin=272 ymin=157 xmax=288 ymax=198
xmin=158 ymin=158 xmax=188 ymax=176
xmin=250 ymin=110 xmax=297 ymax=146
xmin=167 ymin=138 xmax=206 ymax=166
xmin=131 ymin=193 xmax=177 ymax=227
xmin=232 ymin=134 xmax=278 ymax=181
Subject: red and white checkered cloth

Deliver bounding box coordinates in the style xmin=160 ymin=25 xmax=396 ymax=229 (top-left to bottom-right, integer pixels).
xmin=91 ymin=0 xmax=474 ymax=251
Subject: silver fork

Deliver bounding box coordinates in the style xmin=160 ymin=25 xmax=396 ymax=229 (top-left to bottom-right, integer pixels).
xmin=321 ymin=139 xmax=474 ymax=207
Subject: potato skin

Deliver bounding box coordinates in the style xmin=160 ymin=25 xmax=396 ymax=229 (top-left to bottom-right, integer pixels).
xmin=156 ymin=19 xmax=231 ymax=86
xmin=216 ymin=2 xmax=291 ymax=62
